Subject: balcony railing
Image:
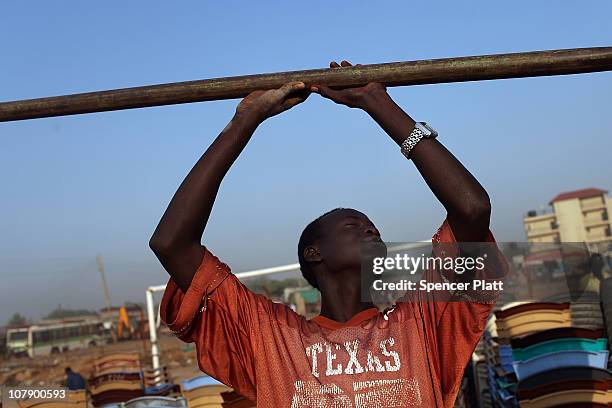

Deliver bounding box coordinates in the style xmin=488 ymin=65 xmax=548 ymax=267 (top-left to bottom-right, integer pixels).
xmin=581 ymin=201 xmax=606 ymax=211
xmin=586 ymin=233 xmax=612 ymax=242
xmin=584 ymin=218 xmax=610 ymax=227
xmin=524 ymin=208 xmax=555 ymax=218
xmin=526 ymin=228 xmax=560 ymax=237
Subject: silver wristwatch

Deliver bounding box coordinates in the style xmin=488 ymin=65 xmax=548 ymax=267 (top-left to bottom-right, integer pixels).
xmin=400 ymin=122 xmax=438 ymax=159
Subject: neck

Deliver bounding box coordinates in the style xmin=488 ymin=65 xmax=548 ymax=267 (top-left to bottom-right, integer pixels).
xmin=318 ymin=273 xmax=376 ymax=323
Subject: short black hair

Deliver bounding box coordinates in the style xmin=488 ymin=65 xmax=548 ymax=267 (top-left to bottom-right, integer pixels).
xmin=65 ymin=367 xmax=72 ymax=373
xmin=298 ymin=208 xmax=347 ymax=289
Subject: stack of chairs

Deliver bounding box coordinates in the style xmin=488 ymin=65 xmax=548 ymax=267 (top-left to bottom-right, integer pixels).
xmin=17 ymin=390 xmax=87 ymax=408
xmin=482 ymin=330 xmax=519 ymax=407
xmin=483 ymin=299 xmax=611 ymax=407
xmin=516 ymin=367 xmax=612 ymax=407
xmin=473 ymin=331 xmax=494 ymax=408
xmin=452 ymin=369 xmax=479 ymax=408
xmin=474 ymin=359 xmax=493 ymax=408
xmin=89 ymin=353 xmax=145 ymax=407
xmin=142 ymin=366 xmax=180 ymax=397
xmin=495 ymin=302 xmax=572 ymax=340
xmin=602 ymin=277 xmax=612 ymax=369
xmin=123 ymin=396 xmax=187 ymax=408
xmin=513 ymin=327 xmax=610 ymax=406
xmin=511 ymin=327 xmax=608 ymax=381
xmin=180 ymin=375 xmax=231 ymax=408
xmin=220 ymin=391 xmax=255 ymax=408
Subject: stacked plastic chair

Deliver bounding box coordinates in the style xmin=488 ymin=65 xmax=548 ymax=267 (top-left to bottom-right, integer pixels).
xmin=482 ymin=329 xmax=519 ymax=407
xmin=219 ymin=391 xmax=255 ymax=408
xmin=17 ymin=390 xmax=87 ymax=408
xmin=89 ymin=353 xmax=145 ymax=407
xmin=123 ymin=396 xmax=187 ymax=408
xmin=180 ymin=375 xmax=231 ymax=408
xmin=474 ymin=358 xmax=493 ymax=408
xmin=472 ymin=328 xmax=495 ymax=408
xmin=453 ymin=364 xmax=479 ymax=408
xmin=511 ymin=327 xmax=608 ymax=381
xmin=516 ymin=367 xmax=612 ymax=407
xmin=142 ymin=366 xmax=181 ymax=397
xmin=602 ymin=277 xmax=612 ymax=369
xmin=86 ymin=395 xmax=186 ymax=408
xmin=483 ymin=299 xmax=611 ymax=407
xmin=495 ymin=302 xmax=572 ymax=340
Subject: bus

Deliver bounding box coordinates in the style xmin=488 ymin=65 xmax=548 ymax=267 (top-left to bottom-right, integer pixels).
xmin=6 ymin=318 xmax=110 ymax=358
xmin=5 ymin=327 xmax=29 ymax=357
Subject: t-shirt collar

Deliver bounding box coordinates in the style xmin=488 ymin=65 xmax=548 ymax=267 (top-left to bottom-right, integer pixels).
xmin=310 ymin=307 xmax=379 ymax=330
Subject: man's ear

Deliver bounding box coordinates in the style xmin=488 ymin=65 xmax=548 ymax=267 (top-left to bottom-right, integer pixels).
xmin=304 ymin=245 xmax=322 ymax=263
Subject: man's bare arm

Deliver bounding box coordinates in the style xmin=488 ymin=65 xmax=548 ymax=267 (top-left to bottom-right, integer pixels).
xmin=312 ymin=61 xmax=490 ymax=242
xmin=149 ymin=82 xmax=309 ymax=292
xmin=362 ymin=89 xmax=490 ymax=242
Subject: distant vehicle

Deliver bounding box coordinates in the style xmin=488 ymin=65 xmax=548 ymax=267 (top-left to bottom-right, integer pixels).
xmin=5 ymin=327 xmax=28 ymax=357
xmin=6 ymin=318 xmax=110 ymax=358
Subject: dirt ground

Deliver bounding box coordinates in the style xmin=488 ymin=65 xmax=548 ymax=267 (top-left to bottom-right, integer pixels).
xmin=0 ymin=331 xmax=204 ymax=388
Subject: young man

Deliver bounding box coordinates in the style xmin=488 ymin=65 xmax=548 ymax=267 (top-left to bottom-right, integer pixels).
xmin=150 ymin=61 xmax=504 ymax=407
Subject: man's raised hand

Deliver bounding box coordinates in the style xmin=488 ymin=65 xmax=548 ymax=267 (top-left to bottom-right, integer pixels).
xmin=236 ymin=81 xmax=310 ymax=123
xmin=311 ymin=61 xmax=387 ymax=109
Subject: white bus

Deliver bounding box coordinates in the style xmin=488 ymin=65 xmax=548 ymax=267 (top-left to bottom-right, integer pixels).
xmin=5 ymin=327 xmax=29 ymax=357
xmin=6 ymin=319 xmax=109 ymax=357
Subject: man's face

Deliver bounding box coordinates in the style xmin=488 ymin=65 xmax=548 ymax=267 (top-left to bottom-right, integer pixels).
xmin=315 ymin=209 xmax=387 ymax=279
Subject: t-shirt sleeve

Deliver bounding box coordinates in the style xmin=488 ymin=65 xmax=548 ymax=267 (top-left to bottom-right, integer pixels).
xmin=400 ymin=218 xmax=508 ymax=408
xmin=159 ymin=248 xmax=264 ymax=401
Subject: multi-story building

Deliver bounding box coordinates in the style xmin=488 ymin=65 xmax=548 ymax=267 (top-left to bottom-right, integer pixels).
xmin=523 ymin=188 xmax=612 ymax=244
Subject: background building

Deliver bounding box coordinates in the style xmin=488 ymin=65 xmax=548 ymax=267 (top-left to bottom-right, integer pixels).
xmin=523 ymin=188 xmax=612 ymax=244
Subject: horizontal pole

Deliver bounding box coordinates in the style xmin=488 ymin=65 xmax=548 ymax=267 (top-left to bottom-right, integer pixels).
xmin=1 ymin=47 xmax=612 ymax=122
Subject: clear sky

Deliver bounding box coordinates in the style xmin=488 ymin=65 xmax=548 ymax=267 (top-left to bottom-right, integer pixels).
xmin=1 ymin=1 xmax=611 ymax=323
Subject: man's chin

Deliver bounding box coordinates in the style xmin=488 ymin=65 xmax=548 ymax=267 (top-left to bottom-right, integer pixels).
xmin=362 ymin=241 xmax=388 ymax=260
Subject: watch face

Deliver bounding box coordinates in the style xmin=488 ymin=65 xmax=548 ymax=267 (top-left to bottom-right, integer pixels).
xmin=419 ymin=122 xmax=438 ymax=138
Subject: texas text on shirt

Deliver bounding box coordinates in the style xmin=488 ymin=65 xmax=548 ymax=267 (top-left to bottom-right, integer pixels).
xmin=160 ymin=219 xmax=508 ymax=407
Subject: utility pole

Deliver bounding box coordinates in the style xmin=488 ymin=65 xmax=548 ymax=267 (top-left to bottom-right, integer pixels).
xmin=96 ymin=255 xmax=112 ymax=311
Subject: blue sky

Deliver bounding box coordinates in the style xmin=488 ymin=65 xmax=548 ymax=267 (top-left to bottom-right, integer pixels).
xmin=1 ymin=1 xmax=611 ymax=323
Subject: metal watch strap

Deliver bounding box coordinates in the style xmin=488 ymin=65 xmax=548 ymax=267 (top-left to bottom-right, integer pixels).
xmin=400 ymin=125 xmax=425 ymax=159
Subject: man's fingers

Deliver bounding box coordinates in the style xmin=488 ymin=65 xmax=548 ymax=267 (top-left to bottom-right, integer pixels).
xmin=284 ymin=96 xmax=307 ymax=109
xmin=310 ymin=84 xmax=331 ymax=96
xmin=330 ymin=60 xmax=353 ymax=68
xmin=270 ymin=95 xmax=309 ymax=116
xmin=310 ymin=84 xmax=342 ymax=101
xmin=277 ymin=81 xmax=306 ymax=99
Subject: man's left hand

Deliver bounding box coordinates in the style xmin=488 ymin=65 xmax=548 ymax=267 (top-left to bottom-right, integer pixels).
xmin=311 ymin=61 xmax=387 ymax=109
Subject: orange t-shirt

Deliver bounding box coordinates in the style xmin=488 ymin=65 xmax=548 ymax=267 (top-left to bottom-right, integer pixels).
xmin=160 ymin=219 xmax=504 ymax=407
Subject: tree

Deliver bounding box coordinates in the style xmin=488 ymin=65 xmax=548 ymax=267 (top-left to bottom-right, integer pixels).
xmin=7 ymin=313 xmax=28 ymax=326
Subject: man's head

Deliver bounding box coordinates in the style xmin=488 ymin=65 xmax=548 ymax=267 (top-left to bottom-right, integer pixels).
xmin=298 ymin=208 xmax=384 ymax=290
xmin=65 ymin=367 xmax=72 ymax=374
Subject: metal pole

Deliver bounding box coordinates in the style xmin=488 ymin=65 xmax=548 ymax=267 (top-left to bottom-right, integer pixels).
xmin=1 ymin=47 xmax=612 ymax=122
xmin=145 ymin=288 xmax=160 ymax=371
xmin=96 ymin=255 xmax=112 ymax=312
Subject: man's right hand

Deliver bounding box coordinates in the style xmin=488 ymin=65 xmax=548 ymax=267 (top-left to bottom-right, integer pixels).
xmin=151 ymin=82 xmax=309 ymax=293
xmin=236 ymin=81 xmax=310 ymax=123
